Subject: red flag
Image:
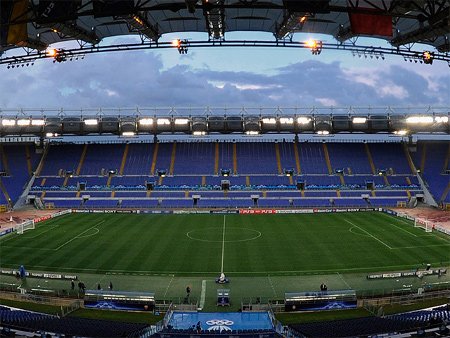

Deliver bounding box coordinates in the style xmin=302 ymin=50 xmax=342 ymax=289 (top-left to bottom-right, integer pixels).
xmin=349 ymin=8 xmax=392 ymax=37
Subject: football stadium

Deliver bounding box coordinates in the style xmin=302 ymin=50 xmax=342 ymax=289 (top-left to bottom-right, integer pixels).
xmin=1 ymin=1 xmax=450 ymax=338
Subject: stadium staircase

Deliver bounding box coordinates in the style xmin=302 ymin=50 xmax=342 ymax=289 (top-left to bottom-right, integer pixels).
xmin=415 ymin=173 xmax=438 ymax=207
xmin=13 ymin=174 xmax=36 ymax=210
xmin=150 ymin=143 xmax=159 ymax=175
xmin=76 ymin=144 xmax=88 ymax=175
xmin=214 ymin=142 xmax=220 ymax=175
xmin=364 ymin=143 xmax=376 ymax=175
xmin=232 ymin=143 xmax=237 ymax=175
xmin=274 ymin=143 xmax=283 ymax=175
xmin=293 ymin=141 xmax=301 ymax=174
xmin=322 ymin=143 xmax=333 ymax=175
xmin=403 ymin=143 xmax=418 ymax=175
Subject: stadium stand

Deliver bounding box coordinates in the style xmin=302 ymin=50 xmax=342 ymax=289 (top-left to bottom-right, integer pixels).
xmin=5 ymin=140 xmax=442 ymax=210
xmin=0 ymin=307 xmax=148 ymax=337
xmin=0 ymin=145 xmax=40 ymax=206
xmin=412 ymin=141 xmax=450 ymax=204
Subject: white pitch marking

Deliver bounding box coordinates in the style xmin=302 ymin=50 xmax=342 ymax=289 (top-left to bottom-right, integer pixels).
xmin=199 ymin=280 xmax=207 ymax=310
xmin=220 ymin=215 xmax=226 ymax=274
xmin=388 ymin=223 xmax=418 ymax=237
xmin=54 ymin=220 xmax=105 ymax=251
xmin=344 ymin=219 xmax=392 ymax=249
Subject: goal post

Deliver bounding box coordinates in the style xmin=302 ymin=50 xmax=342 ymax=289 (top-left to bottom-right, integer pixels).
xmin=16 ymin=219 xmax=35 ymax=234
xmin=414 ymin=218 xmax=432 ymax=232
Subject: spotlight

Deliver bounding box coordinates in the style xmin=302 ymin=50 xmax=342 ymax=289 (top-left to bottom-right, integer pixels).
xmin=173 ymin=39 xmax=189 ymax=54
xmin=422 ymin=51 xmax=434 ymax=64
xmin=305 ymin=39 xmax=322 ymax=55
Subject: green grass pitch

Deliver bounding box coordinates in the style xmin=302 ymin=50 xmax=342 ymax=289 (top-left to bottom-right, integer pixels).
xmin=1 ymin=211 xmax=450 ymax=276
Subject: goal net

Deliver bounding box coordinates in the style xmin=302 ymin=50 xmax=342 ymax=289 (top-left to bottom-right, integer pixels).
xmin=16 ymin=219 xmax=35 ymax=234
xmin=414 ymin=218 xmax=432 ymax=232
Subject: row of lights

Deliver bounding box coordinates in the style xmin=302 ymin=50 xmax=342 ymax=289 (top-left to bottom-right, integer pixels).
xmin=1 ymin=115 xmax=447 ymax=139
xmin=403 ymin=51 xmax=435 ymax=65
xmin=2 ymin=116 xmax=447 ymax=127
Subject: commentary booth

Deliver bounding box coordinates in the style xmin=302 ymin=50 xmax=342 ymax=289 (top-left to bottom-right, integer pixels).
xmin=285 ymin=290 xmax=357 ymax=312
xmin=84 ymin=290 xmax=155 ymax=311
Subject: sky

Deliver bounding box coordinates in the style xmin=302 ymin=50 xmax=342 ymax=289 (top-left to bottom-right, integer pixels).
xmin=0 ymin=32 xmax=449 ymax=111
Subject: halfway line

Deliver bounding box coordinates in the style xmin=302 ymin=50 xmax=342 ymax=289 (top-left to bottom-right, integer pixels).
xmin=345 ymin=219 xmax=393 ymax=249
xmin=220 ymin=215 xmax=226 ymax=274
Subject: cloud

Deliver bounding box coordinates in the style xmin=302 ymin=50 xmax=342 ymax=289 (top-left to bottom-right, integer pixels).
xmin=0 ymin=52 xmax=448 ymax=110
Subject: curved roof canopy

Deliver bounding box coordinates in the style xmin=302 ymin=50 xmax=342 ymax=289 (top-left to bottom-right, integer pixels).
xmin=1 ymin=0 xmax=449 ymax=56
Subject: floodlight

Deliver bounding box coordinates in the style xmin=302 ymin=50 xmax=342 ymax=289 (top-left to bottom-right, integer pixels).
xmin=352 ymin=117 xmax=367 ymax=124
xmin=2 ymin=119 xmax=16 ymax=126
xmin=393 ymin=130 xmax=408 ymax=135
xmin=193 ymin=131 xmax=206 ymax=136
xmin=17 ymin=119 xmax=30 ymax=126
xmin=31 ymin=119 xmax=45 ymax=126
xmin=157 ymin=118 xmax=171 ymax=125
xmin=297 ymin=117 xmax=311 ymax=124
xmin=316 ymin=130 xmax=330 ymax=135
xmin=435 ymin=116 xmax=449 ymax=123
xmin=174 ymin=118 xmax=189 ymax=125
xmin=46 ymin=48 xmax=57 ymax=57
xmin=422 ymin=51 xmax=434 ymax=64
xmin=305 ymin=39 xmax=323 ymax=55
xmin=84 ymin=119 xmax=98 ymax=125
xmin=245 ymin=131 xmax=260 ymax=135
xmin=46 ymin=132 xmax=58 ymax=137
xmin=406 ymin=116 xmax=433 ymax=124
xmin=139 ymin=118 xmax=153 ymax=125
xmin=262 ymin=118 xmax=276 ymax=124
xmin=279 ymin=117 xmax=294 ymax=124
xmin=122 ymin=131 xmax=135 ymax=137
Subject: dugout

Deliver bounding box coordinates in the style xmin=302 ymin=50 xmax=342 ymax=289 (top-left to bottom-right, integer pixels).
xmin=285 ymin=290 xmax=357 ymax=312
xmin=84 ymin=290 xmax=155 ymax=311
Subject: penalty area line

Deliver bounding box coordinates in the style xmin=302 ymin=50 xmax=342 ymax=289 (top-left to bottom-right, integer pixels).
xmin=344 ymin=219 xmax=393 ymax=249
xmin=53 ymin=220 xmax=105 ymax=251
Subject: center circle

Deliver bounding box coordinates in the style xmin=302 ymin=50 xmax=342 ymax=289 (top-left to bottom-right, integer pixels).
xmin=186 ymin=227 xmax=261 ymax=243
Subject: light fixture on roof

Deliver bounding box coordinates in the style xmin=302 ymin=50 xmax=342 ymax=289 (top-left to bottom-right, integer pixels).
xmin=121 ymin=13 xmax=159 ymax=41
xmin=297 ymin=117 xmax=311 ymax=124
xmin=174 ymin=118 xmax=189 ymax=125
xmin=172 ymin=39 xmax=189 ymax=54
xmin=192 ymin=131 xmax=207 ymax=136
xmin=245 ymin=131 xmax=260 ymax=135
xmin=31 ymin=119 xmax=45 ymax=126
xmin=139 ymin=118 xmax=154 ymax=125
xmin=262 ymin=117 xmax=276 ymax=124
xmin=2 ymin=119 xmax=16 ymax=126
xmin=279 ymin=117 xmax=294 ymax=124
xmin=157 ymin=118 xmax=171 ymax=125
xmin=305 ymin=39 xmax=323 ymax=55
xmin=122 ymin=131 xmax=135 ymax=137
xmin=352 ymin=117 xmax=367 ymax=124
xmin=406 ymin=116 xmax=433 ymax=124
xmin=316 ymin=130 xmax=330 ymax=135
xmin=422 ymin=51 xmax=434 ymax=64
xmin=17 ymin=119 xmax=30 ymax=126
xmin=393 ymin=130 xmax=408 ymax=136
xmin=84 ymin=119 xmax=98 ymax=125
xmin=45 ymin=132 xmax=58 ymax=137
xmin=435 ymin=116 xmax=448 ymax=123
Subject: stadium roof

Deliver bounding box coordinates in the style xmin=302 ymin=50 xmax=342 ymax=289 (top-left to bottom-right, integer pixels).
xmin=1 ymin=0 xmax=450 ymax=58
